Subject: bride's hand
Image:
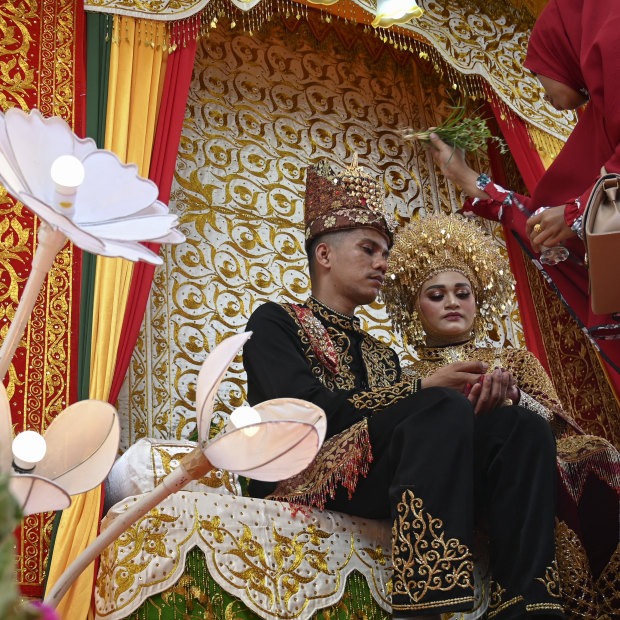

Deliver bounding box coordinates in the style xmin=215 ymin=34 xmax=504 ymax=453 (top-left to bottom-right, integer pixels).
xmin=421 ymin=360 xmax=488 ymax=393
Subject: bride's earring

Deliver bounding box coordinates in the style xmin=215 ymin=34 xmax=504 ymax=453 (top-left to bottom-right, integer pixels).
xmin=407 ymin=308 xmax=426 ymax=348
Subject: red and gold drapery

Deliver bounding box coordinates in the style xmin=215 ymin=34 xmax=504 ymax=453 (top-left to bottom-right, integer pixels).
xmin=0 ymin=0 xmax=84 ymax=597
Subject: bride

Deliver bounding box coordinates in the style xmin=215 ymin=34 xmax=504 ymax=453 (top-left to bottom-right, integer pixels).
xmin=382 ymin=213 xmax=619 ymax=620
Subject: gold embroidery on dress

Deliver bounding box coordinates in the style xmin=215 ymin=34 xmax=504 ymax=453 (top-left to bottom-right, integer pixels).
xmin=282 ymin=303 xmax=356 ymax=390
xmin=555 ymin=519 xmax=605 ymax=619
xmin=391 ymin=490 xmax=474 ymax=609
xmin=487 ymin=580 xmax=524 ymax=618
xmin=596 ymin=542 xmax=620 ymax=618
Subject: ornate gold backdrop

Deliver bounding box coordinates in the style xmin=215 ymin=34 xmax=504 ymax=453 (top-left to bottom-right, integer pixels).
xmin=116 ymin=13 xmax=524 ymax=449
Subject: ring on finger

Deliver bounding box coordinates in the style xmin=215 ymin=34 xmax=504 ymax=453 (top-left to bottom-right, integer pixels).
xmin=533 ymin=223 xmax=543 ymax=234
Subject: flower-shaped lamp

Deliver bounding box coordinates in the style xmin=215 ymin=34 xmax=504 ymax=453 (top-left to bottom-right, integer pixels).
xmin=0 ymin=108 xmax=185 ymax=380
xmin=0 ymin=382 xmax=120 ymax=516
xmin=372 ymin=0 xmax=423 ymax=28
xmin=44 ymin=331 xmax=326 ymax=609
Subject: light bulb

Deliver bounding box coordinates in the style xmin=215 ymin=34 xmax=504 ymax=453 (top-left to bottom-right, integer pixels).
xmin=229 ymin=406 xmax=261 ymax=438
xmin=50 ymin=155 xmax=85 ymax=218
xmin=372 ymin=0 xmax=423 ymax=27
xmin=12 ymin=430 xmax=47 ymax=473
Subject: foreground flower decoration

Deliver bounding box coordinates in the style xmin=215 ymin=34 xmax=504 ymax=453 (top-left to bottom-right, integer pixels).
xmin=0 ymin=381 xmax=120 ymax=516
xmin=0 ymin=108 xmax=185 ymax=379
xmin=44 ymin=332 xmax=326 ymax=609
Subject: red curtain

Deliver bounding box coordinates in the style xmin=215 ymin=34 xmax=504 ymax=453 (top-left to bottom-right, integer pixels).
xmin=108 ymin=40 xmax=197 ymax=404
xmin=485 ymin=110 xmax=551 ymax=375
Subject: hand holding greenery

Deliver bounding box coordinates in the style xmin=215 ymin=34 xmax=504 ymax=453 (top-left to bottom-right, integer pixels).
xmin=403 ymin=105 xmax=508 ymax=154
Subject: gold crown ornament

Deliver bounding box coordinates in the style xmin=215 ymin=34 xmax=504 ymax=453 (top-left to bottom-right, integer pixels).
xmin=383 ymin=213 xmax=515 ymax=346
xmin=304 ymin=155 xmax=396 ymax=250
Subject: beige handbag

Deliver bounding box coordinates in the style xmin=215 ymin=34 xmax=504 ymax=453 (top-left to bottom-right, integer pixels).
xmin=583 ymin=168 xmax=620 ymax=314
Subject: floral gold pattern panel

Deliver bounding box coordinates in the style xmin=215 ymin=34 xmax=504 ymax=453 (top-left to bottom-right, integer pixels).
xmin=83 ymin=0 xmax=573 ymax=141
xmin=117 ymin=14 xmax=523 ymax=450
xmin=94 ymin=491 xmax=394 ymax=619
xmin=523 ymin=255 xmax=620 ymax=448
xmin=0 ymin=0 xmax=80 ymax=595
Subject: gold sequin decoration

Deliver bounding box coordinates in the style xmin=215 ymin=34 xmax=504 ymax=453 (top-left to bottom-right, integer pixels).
xmin=391 ymin=490 xmax=474 ymax=610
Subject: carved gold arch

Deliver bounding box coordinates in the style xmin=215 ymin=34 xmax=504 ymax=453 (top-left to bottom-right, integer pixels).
xmin=84 ymin=0 xmax=574 ymax=142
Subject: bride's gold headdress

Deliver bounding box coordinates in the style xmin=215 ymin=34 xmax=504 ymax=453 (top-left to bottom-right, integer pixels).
xmin=383 ymin=213 xmax=514 ymax=346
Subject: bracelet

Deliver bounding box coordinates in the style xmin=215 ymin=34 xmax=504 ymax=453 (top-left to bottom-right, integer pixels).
xmin=476 ymin=173 xmax=491 ymax=190
xmin=411 ymin=378 xmax=422 ymax=394
xmin=570 ymin=215 xmax=584 ymax=240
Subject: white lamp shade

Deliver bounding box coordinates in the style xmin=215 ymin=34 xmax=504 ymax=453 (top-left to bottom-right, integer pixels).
xmin=195 ymin=331 xmax=253 ymax=440
xmin=372 ymin=0 xmax=423 ymax=28
xmin=205 ymin=398 xmax=327 ymax=481
xmin=0 ymin=108 xmax=184 ymax=265
xmin=34 ymin=400 xmax=120 ymax=495
xmin=9 ymin=475 xmax=71 ymax=516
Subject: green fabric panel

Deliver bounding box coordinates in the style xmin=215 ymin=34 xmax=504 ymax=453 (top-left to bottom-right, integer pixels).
xmin=78 ymin=12 xmax=111 ymax=401
xmin=85 ymin=13 xmax=111 ymax=149
xmin=126 ymin=547 xmax=390 ymax=619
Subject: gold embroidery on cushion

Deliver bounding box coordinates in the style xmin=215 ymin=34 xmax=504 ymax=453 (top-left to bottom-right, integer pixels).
xmin=391 ymin=490 xmax=474 ymax=606
xmin=268 ymin=419 xmax=372 ymax=509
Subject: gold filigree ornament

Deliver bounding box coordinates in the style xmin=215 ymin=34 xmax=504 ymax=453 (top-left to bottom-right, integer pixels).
xmin=392 ymin=490 xmax=474 ymax=607
xmin=383 ymin=213 xmax=515 ymax=347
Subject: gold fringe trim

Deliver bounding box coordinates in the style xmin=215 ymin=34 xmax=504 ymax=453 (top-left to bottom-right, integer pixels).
xmin=527 ymin=123 xmax=566 ymax=169
xmin=268 ymin=419 xmax=373 ymax=510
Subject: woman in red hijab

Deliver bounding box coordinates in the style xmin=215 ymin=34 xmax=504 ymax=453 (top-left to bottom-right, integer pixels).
xmin=430 ymin=0 xmax=620 ymax=351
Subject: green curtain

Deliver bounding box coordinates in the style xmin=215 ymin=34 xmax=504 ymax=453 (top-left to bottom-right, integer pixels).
xmin=79 ymin=12 xmax=111 ymax=401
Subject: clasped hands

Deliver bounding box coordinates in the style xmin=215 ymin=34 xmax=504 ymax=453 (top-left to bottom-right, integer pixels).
xmin=421 ymin=361 xmax=519 ymax=415
xmin=426 ymin=133 xmax=576 ymax=251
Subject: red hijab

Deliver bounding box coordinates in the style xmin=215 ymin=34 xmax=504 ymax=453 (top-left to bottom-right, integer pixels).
xmin=524 ymin=0 xmax=620 ymax=208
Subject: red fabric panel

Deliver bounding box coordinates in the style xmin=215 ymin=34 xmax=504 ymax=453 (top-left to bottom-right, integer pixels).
xmin=108 ymin=40 xmax=197 ymax=404
xmin=486 ymin=107 xmax=551 ymax=375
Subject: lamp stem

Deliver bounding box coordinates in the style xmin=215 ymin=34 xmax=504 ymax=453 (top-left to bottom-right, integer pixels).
xmin=0 ymin=222 xmax=67 ymax=380
xmin=43 ymin=447 xmax=213 ymax=610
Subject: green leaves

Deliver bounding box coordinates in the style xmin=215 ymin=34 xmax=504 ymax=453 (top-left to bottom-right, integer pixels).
xmin=404 ymin=105 xmax=508 ymax=155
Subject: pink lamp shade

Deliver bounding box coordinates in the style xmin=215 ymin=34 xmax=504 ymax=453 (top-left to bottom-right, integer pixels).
xmin=9 ymin=476 xmax=70 ymax=516
xmin=0 ymin=380 xmax=120 ymax=516
xmin=204 ymin=398 xmax=326 ymax=481
xmin=33 ymin=400 xmax=120 ymax=496
xmin=194 ymin=332 xmax=327 ymax=481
